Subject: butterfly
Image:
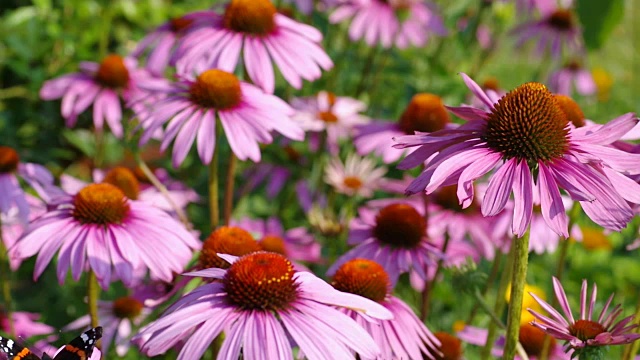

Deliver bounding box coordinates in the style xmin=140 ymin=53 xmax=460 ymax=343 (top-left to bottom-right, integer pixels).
xmin=0 ymin=327 xmax=102 ymax=360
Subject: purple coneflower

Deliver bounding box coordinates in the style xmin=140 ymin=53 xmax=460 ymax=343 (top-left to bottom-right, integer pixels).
xmin=231 ymin=217 xmax=321 ymax=263
xmin=11 ymin=182 xmax=200 ymax=289
xmin=0 ymin=146 xmax=54 ymax=222
xmin=1 ymin=310 xmax=57 ymax=357
xmin=512 ymin=0 xmax=583 ymax=58
xmin=40 ymin=55 xmax=149 ymax=138
xmin=528 ymin=277 xmax=640 ymax=354
xmin=355 ymin=93 xmax=450 ymax=164
xmin=331 ymin=259 xmax=441 ymax=359
xmin=131 ymin=16 xmax=196 ymax=76
xmin=327 ymin=200 xmax=440 ymax=283
xmin=135 ymin=68 xmax=303 ymax=165
xmin=173 ymin=0 xmax=332 ymax=93
xmin=292 ymin=91 xmax=369 ymax=155
xmin=330 ymin=0 xmax=446 ymax=49
xmin=324 ymin=154 xmax=386 ymax=197
xmin=1 ymin=195 xmax=45 ymax=270
xmin=549 ymin=60 xmax=596 ymax=97
xmin=395 ymin=73 xmax=640 ymax=237
xmin=135 ymin=252 xmax=392 ymax=360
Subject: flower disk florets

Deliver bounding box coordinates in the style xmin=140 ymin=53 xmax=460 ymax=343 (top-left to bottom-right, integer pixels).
xmin=519 ymin=324 xmax=554 ymax=357
xmin=103 ymin=167 xmax=140 ymax=200
xmin=484 ymin=82 xmax=569 ymax=165
xmin=548 ymin=9 xmax=575 ymax=31
xmin=570 ymin=320 xmax=606 ymax=342
xmin=373 ymin=204 xmax=426 ymax=248
xmin=95 ymin=54 xmax=130 ymax=89
xmin=189 ymin=70 xmax=242 ymax=110
xmin=432 ymin=332 xmax=462 ymax=360
xmin=432 ymin=185 xmax=477 ymax=214
xmin=170 ymin=16 xmax=193 ymax=33
xmin=399 ymin=93 xmax=450 ymax=134
xmin=332 ymin=259 xmax=390 ymax=303
xmin=259 ymin=235 xmax=287 ymax=255
xmin=223 ymin=252 xmax=299 ymax=311
xmin=0 ymin=146 xmax=19 ymax=174
xmin=223 ymin=0 xmax=277 ymax=35
xmin=113 ymin=297 xmax=144 ymax=320
xmin=72 ymin=183 xmax=129 ymax=225
xmin=554 ymin=94 xmax=585 ymax=128
xmin=199 ymin=226 xmax=260 ymax=269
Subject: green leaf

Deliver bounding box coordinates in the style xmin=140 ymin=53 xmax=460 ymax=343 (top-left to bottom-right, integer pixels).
xmin=576 ymin=0 xmax=624 ymax=50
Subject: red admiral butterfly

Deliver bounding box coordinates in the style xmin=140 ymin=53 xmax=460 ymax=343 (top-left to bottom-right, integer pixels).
xmin=0 ymin=327 xmax=102 ymax=360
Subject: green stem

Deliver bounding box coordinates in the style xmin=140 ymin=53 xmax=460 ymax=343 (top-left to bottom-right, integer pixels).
xmin=0 ymin=222 xmax=15 ymax=338
xmin=503 ymin=229 xmax=531 ymax=360
xmin=467 ymin=252 xmax=503 ymax=324
xmin=135 ymin=154 xmax=190 ymax=227
xmin=88 ymin=270 xmax=100 ymax=329
xmin=621 ymin=294 xmax=640 ymax=360
xmin=354 ymin=45 xmax=380 ymax=98
xmin=420 ymin=233 xmax=448 ymax=321
xmin=481 ymin=241 xmax=515 ymax=360
xmin=210 ymin=333 xmax=224 ymax=359
xmin=94 ymin=130 xmax=105 ymax=169
xmin=223 ymin=153 xmax=237 ymax=226
xmin=209 ymin=147 xmax=220 ymax=230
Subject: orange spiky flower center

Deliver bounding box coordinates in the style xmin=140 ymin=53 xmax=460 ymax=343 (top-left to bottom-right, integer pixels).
xmin=570 ymin=319 xmax=607 ymax=341
xmin=316 ymin=92 xmax=339 ymax=123
xmin=103 ymin=167 xmax=140 ymax=200
xmin=431 ymin=184 xmax=478 ymax=214
xmin=223 ymin=252 xmax=299 ymax=311
xmin=373 ymin=203 xmax=426 ymax=248
xmin=332 ymin=259 xmax=390 ymax=303
xmin=259 ymin=234 xmax=287 ymax=255
xmin=343 ymin=176 xmax=363 ymax=190
xmin=170 ymin=16 xmax=194 ymax=33
xmin=484 ymin=82 xmax=569 ymax=167
xmin=95 ymin=54 xmax=130 ymax=89
xmin=547 ymin=9 xmax=575 ymax=32
xmin=72 ymin=184 xmax=130 ymax=225
xmin=399 ymin=93 xmax=450 ymax=134
xmin=0 ymin=146 xmax=19 ymax=174
xmin=431 ymin=332 xmax=462 ymax=360
xmin=520 ymin=324 xmax=555 ymax=357
xmin=223 ymin=0 xmax=277 ymax=35
xmin=190 ymin=69 xmax=242 ymax=110
xmin=554 ymin=94 xmax=585 ymax=128
xmin=113 ymin=297 xmax=144 ymax=320
xmin=199 ymin=226 xmax=261 ymax=269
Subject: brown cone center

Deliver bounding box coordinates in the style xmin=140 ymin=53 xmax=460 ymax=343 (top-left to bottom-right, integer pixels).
xmin=103 ymin=167 xmax=140 ymax=200
xmin=399 ymin=93 xmax=450 ymax=134
xmin=259 ymin=234 xmax=287 ymax=255
xmin=190 ymin=69 xmax=242 ymax=110
xmin=0 ymin=146 xmax=19 ymax=174
xmin=223 ymin=0 xmax=277 ymax=35
xmin=554 ymin=94 xmax=585 ymax=128
xmin=570 ymin=319 xmax=607 ymax=341
xmin=332 ymin=259 xmax=390 ymax=303
xmin=430 ymin=332 xmax=462 ymax=360
xmin=373 ymin=203 xmax=426 ymax=248
xmin=343 ymin=176 xmax=363 ymax=190
xmin=484 ymin=82 xmax=569 ymax=166
xmin=170 ymin=16 xmax=194 ymax=33
xmin=95 ymin=54 xmax=130 ymax=89
xmin=224 ymin=252 xmax=299 ymax=311
xmin=199 ymin=226 xmax=261 ymax=269
xmin=113 ymin=296 xmax=144 ymax=320
xmin=547 ymin=9 xmax=575 ymax=31
xmin=431 ymin=184 xmax=478 ymax=214
xmin=520 ymin=324 xmax=555 ymax=357
xmin=72 ymin=183 xmax=129 ymax=225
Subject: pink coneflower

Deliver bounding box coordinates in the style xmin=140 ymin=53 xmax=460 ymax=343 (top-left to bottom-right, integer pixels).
xmin=292 ymin=91 xmax=369 ymax=155
xmin=135 ymin=69 xmax=303 ymax=165
xmin=60 ymin=167 xmax=198 ymax=214
xmin=512 ymin=0 xmax=583 ymax=58
xmin=395 ymin=73 xmax=640 ymax=237
xmin=528 ymin=277 xmax=640 ymax=355
xmin=134 ymin=252 xmax=392 ymax=360
xmin=327 ymin=201 xmax=441 ymax=283
xmin=355 ymin=93 xmax=450 ymax=164
xmin=1 ymin=195 xmax=45 ymax=270
xmin=330 ymin=0 xmax=446 ymax=49
xmin=11 ymin=182 xmax=200 ymax=289
xmin=131 ymin=16 xmax=197 ymax=76
xmin=549 ymin=60 xmax=596 ymax=96
xmin=0 ymin=310 xmax=57 ymax=358
xmin=331 ymin=259 xmax=441 ymax=359
xmin=65 ymin=294 xmax=153 ymax=357
xmin=231 ymin=217 xmax=322 ymax=263
xmin=325 ymin=154 xmax=386 ymax=197
xmin=0 ymin=146 xmax=54 ymax=222
xmin=173 ymin=0 xmax=332 ymax=93
xmin=40 ymin=55 xmax=149 ymax=138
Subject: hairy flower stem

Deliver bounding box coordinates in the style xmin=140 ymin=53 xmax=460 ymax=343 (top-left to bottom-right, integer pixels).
xmin=0 ymin=222 xmax=15 ymax=338
xmin=135 ymin=154 xmax=190 ymax=227
xmin=503 ymin=229 xmax=531 ymax=360
xmin=467 ymin=252 xmax=503 ymax=323
xmin=481 ymin=240 xmax=515 ymax=360
xmin=223 ymin=153 xmax=237 ymax=226
xmin=88 ymin=269 xmax=100 ymax=330
xmin=209 ymin=123 xmax=222 ymax=230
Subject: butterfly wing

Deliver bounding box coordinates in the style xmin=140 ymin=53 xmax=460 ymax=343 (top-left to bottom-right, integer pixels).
xmin=0 ymin=336 xmax=42 ymax=360
xmin=52 ymin=327 xmax=102 ymax=360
